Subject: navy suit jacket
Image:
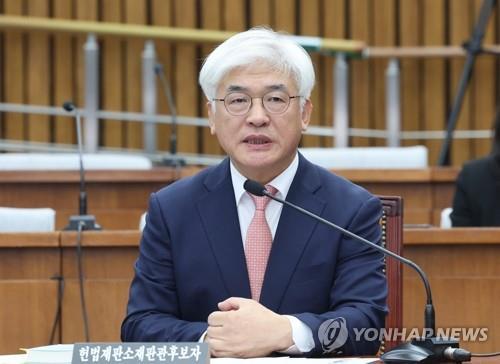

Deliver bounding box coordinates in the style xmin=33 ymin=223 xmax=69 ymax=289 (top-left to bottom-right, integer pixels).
xmin=121 ymin=154 xmax=387 ymax=356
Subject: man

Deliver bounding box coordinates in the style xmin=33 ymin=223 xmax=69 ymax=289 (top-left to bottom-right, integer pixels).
xmin=121 ymin=28 xmax=387 ymax=357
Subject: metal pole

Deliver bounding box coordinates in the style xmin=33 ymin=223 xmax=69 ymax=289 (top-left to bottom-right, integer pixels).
xmin=386 ymin=58 xmax=401 ymax=147
xmin=437 ymin=0 xmax=498 ymax=165
xmin=83 ymin=34 xmax=99 ymax=152
xmin=334 ymin=53 xmax=349 ymax=147
xmin=142 ymin=40 xmax=157 ymax=154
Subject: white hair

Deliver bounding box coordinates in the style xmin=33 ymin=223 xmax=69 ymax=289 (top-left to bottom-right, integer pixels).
xmin=199 ymin=27 xmax=315 ymax=106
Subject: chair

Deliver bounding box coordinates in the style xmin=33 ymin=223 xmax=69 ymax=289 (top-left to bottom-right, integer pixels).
xmin=299 ymin=146 xmax=428 ymax=169
xmin=0 ymin=207 xmax=56 ymax=232
xmin=440 ymin=207 xmax=453 ymax=228
xmin=0 ymin=153 xmax=153 ymax=170
xmin=378 ymin=195 xmax=404 ymax=353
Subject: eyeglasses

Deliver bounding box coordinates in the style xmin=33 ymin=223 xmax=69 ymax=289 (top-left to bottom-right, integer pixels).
xmin=212 ymin=91 xmax=302 ymax=116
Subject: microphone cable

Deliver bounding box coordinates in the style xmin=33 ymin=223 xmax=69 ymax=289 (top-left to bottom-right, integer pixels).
xmin=471 ymin=351 xmax=500 ymax=357
xmin=76 ymin=221 xmax=90 ymax=341
xmin=48 ymin=275 xmax=65 ymax=344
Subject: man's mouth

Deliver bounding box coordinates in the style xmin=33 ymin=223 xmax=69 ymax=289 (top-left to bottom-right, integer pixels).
xmin=243 ymin=136 xmax=272 ymax=145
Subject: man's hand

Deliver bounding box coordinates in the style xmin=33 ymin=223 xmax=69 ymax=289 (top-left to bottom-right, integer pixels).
xmin=206 ymin=297 xmax=293 ymax=358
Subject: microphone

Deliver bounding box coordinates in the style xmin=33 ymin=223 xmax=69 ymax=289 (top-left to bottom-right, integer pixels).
xmin=63 ymin=101 xmax=101 ymax=231
xmin=154 ymin=63 xmax=186 ymax=168
xmin=244 ymin=179 xmax=468 ymax=364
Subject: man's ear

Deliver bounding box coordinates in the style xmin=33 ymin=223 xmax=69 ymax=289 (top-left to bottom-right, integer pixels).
xmin=301 ymin=99 xmax=313 ymax=131
xmin=206 ymin=101 xmax=216 ymax=135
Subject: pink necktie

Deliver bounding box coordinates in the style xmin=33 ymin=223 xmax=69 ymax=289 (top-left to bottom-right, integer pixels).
xmin=245 ymin=185 xmax=278 ymax=301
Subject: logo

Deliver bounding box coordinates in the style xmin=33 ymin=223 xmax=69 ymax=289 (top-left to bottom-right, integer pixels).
xmin=318 ymin=317 xmax=348 ymax=353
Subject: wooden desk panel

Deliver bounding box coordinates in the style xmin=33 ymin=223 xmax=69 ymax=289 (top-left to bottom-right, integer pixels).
xmin=4 ymin=227 xmax=497 ymax=355
xmin=60 ymin=231 xmax=138 ymax=343
xmin=0 ymin=168 xmax=196 ymax=230
xmin=0 ymin=167 xmax=459 ymax=228
xmin=0 ymin=233 xmax=60 ymax=354
xmin=403 ymin=228 xmax=500 ymax=353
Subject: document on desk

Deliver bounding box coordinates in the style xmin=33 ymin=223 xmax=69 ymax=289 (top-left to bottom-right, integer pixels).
xmin=212 ymin=358 xmax=378 ymax=364
xmin=24 ymin=344 xmax=73 ymax=364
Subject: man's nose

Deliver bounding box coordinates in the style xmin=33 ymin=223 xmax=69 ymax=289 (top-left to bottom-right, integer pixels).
xmin=245 ymin=99 xmax=270 ymax=126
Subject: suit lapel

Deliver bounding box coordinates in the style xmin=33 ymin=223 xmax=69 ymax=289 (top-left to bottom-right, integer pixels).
xmin=197 ymin=159 xmax=251 ymax=299
xmin=260 ymin=155 xmax=325 ymax=311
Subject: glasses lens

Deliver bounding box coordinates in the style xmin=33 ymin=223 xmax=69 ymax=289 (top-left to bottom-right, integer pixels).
xmin=224 ymin=93 xmax=251 ymax=115
xmin=263 ymin=91 xmax=290 ymax=114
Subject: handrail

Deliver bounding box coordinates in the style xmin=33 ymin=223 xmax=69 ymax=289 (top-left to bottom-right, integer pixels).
xmin=3 ymin=15 xmax=500 ymax=58
xmin=0 ymin=15 xmax=365 ymax=54
xmin=365 ymin=45 xmax=500 ymax=58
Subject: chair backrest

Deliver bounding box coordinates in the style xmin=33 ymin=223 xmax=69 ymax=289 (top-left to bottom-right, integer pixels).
xmin=0 ymin=153 xmax=153 ymax=170
xmin=440 ymin=207 xmax=453 ymax=228
xmin=378 ymin=195 xmax=404 ymax=353
xmin=0 ymin=207 xmax=56 ymax=232
xmin=299 ymin=146 xmax=428 ymax=169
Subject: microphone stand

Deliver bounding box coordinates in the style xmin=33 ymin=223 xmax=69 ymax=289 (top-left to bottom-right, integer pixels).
xmin=437 ymin=0 xmax=498 ymax=166
xmin=63 ymin=102 xmax=101 ymax=231
xmin=244 ymin=180 xmax=470 ymax=363
xmin=154 ymin=63 xmax=186 ymax=168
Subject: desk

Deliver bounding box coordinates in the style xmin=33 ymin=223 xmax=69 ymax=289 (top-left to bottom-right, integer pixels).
xmin=59 ymin=231 xmax=138 ymax=343
xmin=0 ymin=233 xmax=60 ymax=353
xmin=334 ymin=168 xmax=457 ymax=226
xmin=404 ymin=228 xmax=500 ymax=353
xmin=0 ymin=168 xmax=198 ymax=230
xmin=0 ymin=167 xmax=458 ymax=228
xmin=2 ymin=228 xmax=498 ymax=355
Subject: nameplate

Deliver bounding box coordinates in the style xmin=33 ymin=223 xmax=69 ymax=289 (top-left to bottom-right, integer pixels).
xmin=72 ymin=343 xmax=209 ymax=364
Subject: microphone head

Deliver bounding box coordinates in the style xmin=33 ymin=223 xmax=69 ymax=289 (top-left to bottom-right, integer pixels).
xmin=62 ymin=101 xmax=76 ymax=112
xmin=244 ymin=179 xmax=267 ymax=197
xmin=154 ymin=63 xmax=164 ymax=75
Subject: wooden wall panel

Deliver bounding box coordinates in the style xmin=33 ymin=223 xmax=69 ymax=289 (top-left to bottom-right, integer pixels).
xmin=372 ymin=0 xmax=396 ymax=147
xmin=26 ymin=0 xmax=50 ymax=143
xmin=0 ymin=1 xmax=499 ymax=165
xmin=52 ymin=0 xmax=76 ymax=145
xmin=471 ymin=0 xmax=496 ymax=159
xmin=249 ymin=0 xmax=271 ymax=27
xmin=449 ymin=0 xmax=474 ymax=166
xmin=74 ymin=0 xmax=98 ymax=146
xmin=124 ymin=0 xmax=146 ymax=150
xmin=423 ymin=0 xmax=446 ymax=165
xmin=349 ymin=0 xmax=371 ymax=147
xmin=3 ymin=0 xmax=25 ymax=141
xmin=399 ymin=1 xmax=422 ymax=148
xmin=274 ymin=0 xmax=296 ymax=33
xmin=101 ymin=0 xmax=125 ymax=148
xmin=322 ymin=0 xmax=346 ymax=148
xmin=173 ymin=0 xmax=198 ymax=154
xmin=151 ymin=0 xmax=174 ymax=152
xmin=199 ymin=0 xmax=223 ymax=155
xmin=299 ymin=0 xmax=322 ymax=148
xmin=223 ymin=0 xmax=246 ymax=31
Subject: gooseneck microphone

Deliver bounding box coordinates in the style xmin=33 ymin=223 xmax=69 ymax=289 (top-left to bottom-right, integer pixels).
xmin=244 ymin=179 xmax=469 ymax=364
xmin=154 ymin=63 xmax=186 ymax=168
xmin=63 ymin=101 xmax=101 ymax=231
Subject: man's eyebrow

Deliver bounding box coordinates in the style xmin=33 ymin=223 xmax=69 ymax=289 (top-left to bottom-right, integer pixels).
xmin=225 ymin=84 xmax=287 ymax=92
xmin=226 ymin=85 xmax=248 ymax=92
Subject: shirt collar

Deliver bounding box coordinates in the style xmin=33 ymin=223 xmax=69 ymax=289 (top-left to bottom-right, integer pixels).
xmin=230 ymin=153 xmax=299 ymax=204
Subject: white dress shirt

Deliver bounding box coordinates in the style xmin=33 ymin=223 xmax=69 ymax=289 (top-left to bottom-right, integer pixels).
xmin=228 ymin=154 xmax=315 ymax=354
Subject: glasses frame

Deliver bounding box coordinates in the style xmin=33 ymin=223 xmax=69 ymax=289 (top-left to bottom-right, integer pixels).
xmin=212 ymin=91 xmax=302 ymax=116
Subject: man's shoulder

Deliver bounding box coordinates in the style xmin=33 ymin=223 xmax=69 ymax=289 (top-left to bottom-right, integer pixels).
xmin=154 ymin=162 xmax=225 ymax=201
xmin=300 ymin=158 xmax=378 ymax=208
